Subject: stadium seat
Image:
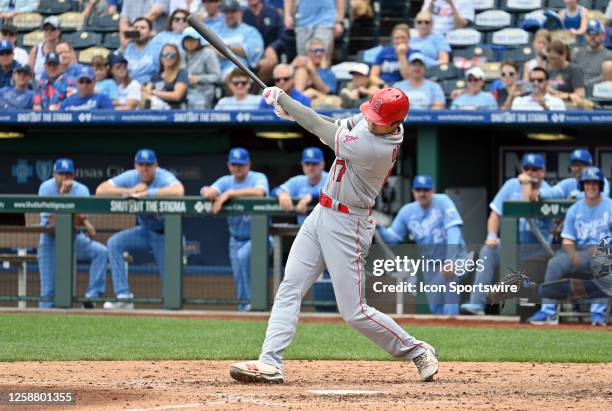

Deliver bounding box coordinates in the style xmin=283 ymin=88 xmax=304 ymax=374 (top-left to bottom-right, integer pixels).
xmin=452 ymin=45 xmax=496 ymax=69
xmin=475 ymin=0 xmax=498 ymax=11
xmin=475 ymin=10 xmax=513 ymax=31
xmin=491 ymin=28 xmax=530 ymax=46
xmin=58 ymin=12 xmax=85 ymax=32
xmin=446 ymin=28 xmax=482 ymax=48
xmin=546 ymin=0 xmax=592 ymax=8
xmin=427 ymin=63 xmax=463 ymax=81
xmin=11 ymin=12 xmax=43 ymax=32
xmin=63 ymin=31 xmax=101 ymax=50
xmin=593 ymin=0 xmax=608 ymax=11
xmin=37 ymin=0 xmax=73 ymax=15
xmin=102 ymin=32 xmax=120 ymax=50
xmin=502 ymin=0 xmax=543 ymax=12
xmin=86 ymin=12 xmax=120 ymax=33
xmin=482 ymin=62 xmax=502 ymax=80
xmin=503 ymin=46 xmax=535 ymax=62
xmin=378 ymin=0 xmax=410 ymax=37
xmin=78 ymin=46 xmax=110 ymax=64
xmin=441 ymin=79 xmax=466 ymax=98
xmin=550 ymin=29 xmax=577 ymax=45
xmin=21 ymin=30 xmax=44 ymax=47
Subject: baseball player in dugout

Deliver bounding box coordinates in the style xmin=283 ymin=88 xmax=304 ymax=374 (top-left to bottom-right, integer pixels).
xmin=95 ymin=149 xmax=185 ymax=309
xmin=276 ymin=147 xmax=329 ymax=225
xmin=229 ymin=86 xmax=439 ymax=384
xmin=37 ymin=159 xmax=108 ymax=309
xmin=461 ymin=153 xmax=553 ymax=316
xmin=200 ymin=148 xmax=270 ymax=312
xmin=376 ymin=175 xmax=471 ymax=315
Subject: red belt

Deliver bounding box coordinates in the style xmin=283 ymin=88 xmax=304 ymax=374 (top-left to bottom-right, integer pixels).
xmin=319 ymin=193 xmax=372 ymax=216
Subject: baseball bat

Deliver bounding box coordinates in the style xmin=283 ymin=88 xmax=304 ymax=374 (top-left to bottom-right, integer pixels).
xmin=187 ymin=14 xmax=267 ymax=89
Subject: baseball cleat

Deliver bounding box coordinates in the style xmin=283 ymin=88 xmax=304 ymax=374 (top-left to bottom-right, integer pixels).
xmin=229 ymin=360 xmax=284 ymax=384
xmin=413 ymin=344 xmax=438 ymax=382
xmin=591 ymin=313 xmax=607 ymax=326
xmin=528 ymin=310 xmax=559 ymax=325
xmin=460 ymin=303 xmax=485 ymax=316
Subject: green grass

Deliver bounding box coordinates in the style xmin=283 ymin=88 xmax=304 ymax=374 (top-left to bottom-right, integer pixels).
xmin=1 ymin=314 xmax=610 ymax=363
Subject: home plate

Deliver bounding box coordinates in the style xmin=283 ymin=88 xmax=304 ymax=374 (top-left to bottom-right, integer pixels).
xmin=308 ymin=389 xmax=384 ymax=396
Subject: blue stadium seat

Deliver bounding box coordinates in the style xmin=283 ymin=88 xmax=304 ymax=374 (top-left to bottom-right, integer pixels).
xmin=427 ymin=63 xmax=463 ymax=81
xmin=37 ymin=0 xmax=73 ymax=15
xmin=502 ymin=0 xmax=543 ymax=12
xmin=447 ymin=28 xmax=482 ymax=48
xmin=63 ymin=31 xmax=102 ymax=50
xmin=490 ymin=28 xmax=531 ymax=47
xmin=475 ymin=0 xmax=499 ymax=11
xmin=475 ymin=10 xmax=513 ymax=31
xmin=593 ymin=0 xmax=609 ymax=10
xmin=102 ymin=32 xmax=120 ymax=50
xmin=86 ymin=12 xmax=120 ymax=33
xmin=441 ymin=79 xmax=466 ymax=98
xmin=503 ymin=46 xmax=535 ymax=62
xmin=453 ymin=45 xmax=496 ymax=60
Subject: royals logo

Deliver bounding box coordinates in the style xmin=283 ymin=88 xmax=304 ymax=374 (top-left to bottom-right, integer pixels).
xmin=371 ymin=98 xmax=382 ymax=113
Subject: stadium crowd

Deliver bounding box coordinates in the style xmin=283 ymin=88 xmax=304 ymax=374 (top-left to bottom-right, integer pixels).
xmin=0 ymin=0 xmax=610 ymax=111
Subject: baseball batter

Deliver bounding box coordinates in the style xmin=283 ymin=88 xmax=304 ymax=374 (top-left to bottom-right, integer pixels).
xmin=230 ymin=87 xmax=439 ymax=383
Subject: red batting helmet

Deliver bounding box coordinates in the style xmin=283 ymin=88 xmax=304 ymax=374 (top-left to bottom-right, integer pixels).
xmin=359 ymin=87 xmax=409 ymax=125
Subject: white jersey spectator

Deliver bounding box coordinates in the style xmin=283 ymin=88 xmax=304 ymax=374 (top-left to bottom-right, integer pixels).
xmin=421 ymin=0 xmax=474 ymax=36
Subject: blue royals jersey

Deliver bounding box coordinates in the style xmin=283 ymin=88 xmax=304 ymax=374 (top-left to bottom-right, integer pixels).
xmin=277 ymin=171 xmax=329 ymax=225
xmin=212 ymin=171 xmax=269 ymax=239
xmin=38 ymin=178 xmax=90 ymax=226
xmin=562 ymin=197 xmax=612 ymax=245
xmin=381 ymin=194 xmax=463 ymax=245
xmin=60 ymin=93 xmax=114 ymax=111
xmin=540 ymin=176 xmax=611 ymax=200
xmin=490 ymin=178 xmax=553 ymax=244
xmin=110 ymin=168 xmax=181 ymax=232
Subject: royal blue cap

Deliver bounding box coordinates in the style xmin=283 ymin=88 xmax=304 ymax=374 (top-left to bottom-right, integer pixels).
xmin=301 ymin=147 xmax=323 ymax=163
xmin=76 ymin=65 xmax=95 ymax=80
xmin=135 ymin=148 xmax=157 ymax=164
xmin=45 ymin=52 xmax=60 ymax=65
xmin=53 ymin=158 xmax=74 ymax=174
xmin=522 ymin=153 xmax=545 ymax=169
xmin=586 ymin=19 xmax=604 ymax=36
xmin=0 ymin=40 xmax=13 ymax=53
xmin=413 ymin=175 xmax=433 ymax=190
xmin=228 ymin=147 xmax=250 ymax=164
xmin=569 ymin=149 xmax=592 ymax=166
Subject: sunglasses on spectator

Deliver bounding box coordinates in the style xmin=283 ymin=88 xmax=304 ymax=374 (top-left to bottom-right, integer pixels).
xmin=530 ymin=78 xmax=546 ymax=83
xmin=78 ymin=78 xmax=93 ymax=84
xmin=161 ymin=52 xmax=177 ymax=59
xmin=501 ymin=71 xmax=515 ymax=77
xmin=173 ymin=16 xmax=188 ymax=22
xmin=416 ymin=20 xmax=431 ymax=25
xmin=308 ymin=48 xmax=325 ymax=54
xmin=232 ymin=80 xmax=248 ymax=86
xmin=274 ymin=76 xmax=291 ymax=83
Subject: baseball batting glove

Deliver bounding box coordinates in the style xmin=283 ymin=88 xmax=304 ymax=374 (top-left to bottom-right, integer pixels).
xmin=262 ymin=86 xmax=284 ymax=105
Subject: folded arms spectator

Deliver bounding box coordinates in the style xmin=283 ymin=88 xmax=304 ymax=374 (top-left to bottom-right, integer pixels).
xmin=511 ymin=67 xmax=566 ymax=111
xmin=450 ymin=67 xmax=498 ymax=110
xmin=33 ymin=52 xmax=68 ymax=110
xmin=28 ymin=16 xmax=62 ymax=82
xmin=0 ymin=64 xmax=34 ymax=109
xmin=370 ymin=23 xmax=415 ymax=86
xmin=394 ymin=53 xmax=445 ymax=110
xmin=215 ymin=67 xmax=262 ymax=109
xmin=182 ymin=27 xmax=220 ymax=109
xmin=143 ymin=43 xmax=188 ymax=109
xmin=109 ymin=51 xmax=142 ymax=110
xmin=60 ymin=65 xmax=115 ymax=110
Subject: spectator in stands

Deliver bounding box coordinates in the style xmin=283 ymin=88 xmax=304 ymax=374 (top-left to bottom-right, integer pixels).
xmin=37 ymin=158 xmax=108 ymax=309
xmin=143 ymin=43 xmax=188 ymax=109
xmin=109 ymin=51 xmax=142 ymax=110
xmin=28 ymin=16 xmax=62 ymax=82
xmin=511 ymin=67 xmax=566 ymax=111
xmin=243 ymin=0 xmax=286 ymax=85
xmin=123 ymin=17 xmax=162 ymax=84
xmin=0 ymin=40 xmax=17 ymax=88
xmin=259 ymin=63 xmax=310 ymax=108
xmin=276 ymin=147 xmax=328 ymax=225
xmin=182 ymin=27 xmax=220 ymax=109
xmin=120 ymin=0 xmax=169 ymax=37
xmin=491 ymin=61 xmax=521 ymax=110
xmin=284 ymin=0 xmax=345 ymax=61
xmin=215 ymin=68 xmax=262 ymax=109
xmin=54 ymin=42 xmax=84 ymax=87
xmin=293 ymin=37 xmax=337 ymax=104
xmin=200 ymin=147 xmax=269 ymax=311
xmin=559 ymin=0 xmax=588 ymax=38
xmin=394 ymin=53 xmax=445 ymax=110
xmin=97 ymin=148 xmax=185 ymax=310
xmin=81 ymin=0 xmax=119 ymax=26
xmin=1 ymin=23 xmax=27 ymax=66
xmin=421 ymin=0 xmax=474 ymax=36
xmin=60 ymin=65 xmax=115 ymax=110
xmin=522 ymin=29 xmax=550 ymax=83
xmin=547 ymin=40 xmax=585 ymax=107
xmin=0 ymin=64 xmax=34 ymax=109
xmin=194 ymin=0 xmax=224 ymax=31
xmin=590 ymin=60 xmax=612 ymax=100
xmin=92 ymin=55 xmax=119 ymax=100
xmin=338 ymin=62 xmax=379 ymax=109
xmin=152 ymin=8 xmax=189 ymax=51
xmin=450 ymin=67 xmax=498 ymax=110
xmin=370 ymin=23 xmax=415 ymax=86
xmin=573 ymin=20 xmax=612 ymax=88
xmin=33 ymin=52 xmax=68 ymax=110
xmin=0 ymin=0 xmax=37 ymax=19
xmin=461 ymin=153 xmax=553 ymax=316
xmin=216 ymin=0 xmax=264 ymax=79
xmin=168 ymin=0 xmax=200 ymax=14
xmin=411 ymin=11 xmax=450 ymax=67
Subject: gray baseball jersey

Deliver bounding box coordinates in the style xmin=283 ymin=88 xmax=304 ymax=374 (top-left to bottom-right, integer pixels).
xmin=326 ymin=113 xmax=403 ymax=209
